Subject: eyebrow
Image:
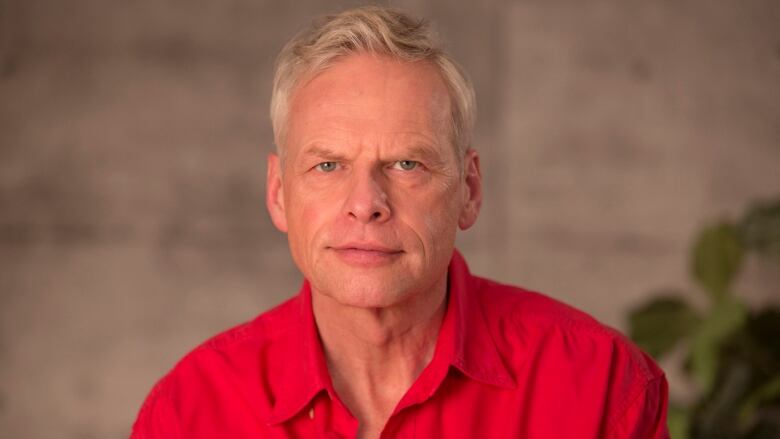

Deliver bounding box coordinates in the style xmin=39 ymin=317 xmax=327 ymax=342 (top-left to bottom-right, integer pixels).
xmin=405 ymin=143 xmax=443 ymax=159
xmin=300 ymin=144 xmax=349 ymax=161
xmin=300 ymin=141 xmax=450 ymax=166
xmin=403 ymin=143 xmax=449 ymax=168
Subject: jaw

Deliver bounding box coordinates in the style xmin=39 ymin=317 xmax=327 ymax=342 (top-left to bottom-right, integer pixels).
xmin=310 ymin=268 xmax=449 ymax=346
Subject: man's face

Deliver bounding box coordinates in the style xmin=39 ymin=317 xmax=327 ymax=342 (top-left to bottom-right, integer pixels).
xmin=267 ymin=54 xmax=481 ymax=308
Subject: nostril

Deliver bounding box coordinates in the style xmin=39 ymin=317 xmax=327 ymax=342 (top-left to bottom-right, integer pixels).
xmin=372 ymin=211 xmax=382 ymax=219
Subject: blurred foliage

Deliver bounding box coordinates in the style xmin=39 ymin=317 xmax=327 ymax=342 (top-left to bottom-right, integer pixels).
xmin=629 ymin=198 xmax=780 ymax=439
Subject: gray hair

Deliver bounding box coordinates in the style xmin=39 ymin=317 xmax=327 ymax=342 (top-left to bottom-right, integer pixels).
xmin=270 ymin=6 xmax=476 ymax=158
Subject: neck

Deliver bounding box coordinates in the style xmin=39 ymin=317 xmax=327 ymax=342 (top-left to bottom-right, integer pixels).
xmin=311 ymin=276 xmax=448 ymax=437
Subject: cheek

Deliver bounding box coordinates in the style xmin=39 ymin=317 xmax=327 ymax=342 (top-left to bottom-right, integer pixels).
xmin=284 ymin=190 xmax=329 ymax=276
xmin=396 ymin=182 xmax=462 ymax=240
xmin=286 ymin=185 xmax=340 ymax=251
xmin=287 ymin=191 xmax=322 ymax=234
xmin=298 ymin=202 xmax=320 ymax=227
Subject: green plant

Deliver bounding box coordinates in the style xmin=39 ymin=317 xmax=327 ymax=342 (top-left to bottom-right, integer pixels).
xmin=629 ymin=199 xmax=780 ymax=439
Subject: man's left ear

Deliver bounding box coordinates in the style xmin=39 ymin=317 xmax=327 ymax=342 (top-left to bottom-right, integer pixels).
xmin=458 ymin=148 xmax=482 ymax=230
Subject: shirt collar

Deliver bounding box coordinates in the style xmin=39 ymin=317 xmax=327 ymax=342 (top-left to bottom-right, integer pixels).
xmin=446 ymin=249 xmax=515 ymax=389
xmin=266 ymin=280 xmax=333 ymax=425
xmin=266 ymin=249 xmax=515 ymax=424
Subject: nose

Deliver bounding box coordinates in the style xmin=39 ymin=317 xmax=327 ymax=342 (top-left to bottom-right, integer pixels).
xmin=342 ymin=169 xmax=391 ymax=224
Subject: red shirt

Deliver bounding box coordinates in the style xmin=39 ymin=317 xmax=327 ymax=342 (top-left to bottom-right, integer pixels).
xmin=131 ymin=250 xmax=669 ymax=438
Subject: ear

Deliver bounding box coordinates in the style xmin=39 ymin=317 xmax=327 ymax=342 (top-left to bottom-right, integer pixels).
xmin=266 ymin=153 xmax=288 ymax=233
xmin=458 ymin=149 xmax=482 ymax=230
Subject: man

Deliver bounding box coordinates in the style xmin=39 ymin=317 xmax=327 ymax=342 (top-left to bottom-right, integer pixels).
xmin=132 ymin=6 xmax=668 ymax=438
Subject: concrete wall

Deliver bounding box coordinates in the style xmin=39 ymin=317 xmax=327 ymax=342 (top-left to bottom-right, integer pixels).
xmin=1 ymin=0 xmax=778 ymax=437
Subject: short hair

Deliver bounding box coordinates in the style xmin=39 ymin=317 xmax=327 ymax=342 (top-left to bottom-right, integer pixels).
xmin=270 ymin=6 xmax=476 ymax=158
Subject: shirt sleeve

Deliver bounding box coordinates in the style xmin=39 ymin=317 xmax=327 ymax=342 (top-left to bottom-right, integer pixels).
xmin=607 ymin=374 xmax=670 ymax=439
xmin=130 ymin=380 xmax=181 ymax=439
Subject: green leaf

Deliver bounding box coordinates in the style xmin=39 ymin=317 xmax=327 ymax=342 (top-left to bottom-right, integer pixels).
xmin=629 ymin=294 xmax=701 ymax=359
xmin=739 ymin=375 xmax=780 ymax=428
xmin=668 ymin=403 xmax=691 ymax=439
xmin=740 ymin=199 xmax=780 ymax=262
xmin=689 ymin=296 xmax=747 ymax=394
xmin=694 ymin=358 xmax=753 ymax=437
xmin=691 ymin=223 xmax=743 ymax=300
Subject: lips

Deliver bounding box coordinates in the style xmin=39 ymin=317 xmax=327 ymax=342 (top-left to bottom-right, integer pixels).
xmin=329 ymin=243 xmax=403 ymax=266
xmin=331 ymin=243 xmax=402 ymax=253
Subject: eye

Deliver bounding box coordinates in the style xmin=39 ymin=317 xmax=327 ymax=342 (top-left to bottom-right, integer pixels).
xmin=393 ymin=160 xmax=419 ymax=171
xmin=316 ymin=162 xmax=338 ymax=172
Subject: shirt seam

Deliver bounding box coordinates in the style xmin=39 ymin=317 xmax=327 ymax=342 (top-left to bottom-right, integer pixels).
xmin=472 ymin=284 xmax=516 ymax=387
xmin=506 ymin=306 xmax=658 ymax=382
xmin=198 ymin=307 xmax=298 ymax=354
xmin=133 ymin=375 xmax=181 ymax=439
xmin=604 ymin=375 xmax=663 ymax=438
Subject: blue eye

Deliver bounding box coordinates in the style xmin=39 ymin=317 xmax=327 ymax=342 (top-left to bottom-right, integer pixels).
xmin=316 ymin=162 xmax=338 ymax=172
xmin=394 ymin=160 xmax=418 ymax=171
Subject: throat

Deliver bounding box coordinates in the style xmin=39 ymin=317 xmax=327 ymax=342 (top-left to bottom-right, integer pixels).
xmin=311 ymin=284 xmax=448 ymax=436
xmin=327 ymin=338 xmax=437 ymax=439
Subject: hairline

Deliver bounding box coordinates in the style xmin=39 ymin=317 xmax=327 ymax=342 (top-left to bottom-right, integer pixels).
xmin=277 ymin=53 xmax=464 ymax=163
xmin=269 ymin=7 xmax=476 ymax=172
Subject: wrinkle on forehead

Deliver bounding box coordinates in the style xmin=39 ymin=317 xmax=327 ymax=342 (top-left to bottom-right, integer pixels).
xmin=284 ymin=54 xmax=453 ymax=161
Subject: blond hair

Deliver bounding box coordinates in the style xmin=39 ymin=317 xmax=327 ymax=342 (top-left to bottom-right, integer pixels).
xmin=270 ymin=6 xmax=476 ymax=157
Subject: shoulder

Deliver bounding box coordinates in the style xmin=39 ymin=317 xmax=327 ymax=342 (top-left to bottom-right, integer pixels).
xmin=132 ymin=296 xmax=300 ymax=429
xmin=474 ymin=274 xmax=663 ymax=390
xmin=476 ymin=275 xmax=612 ymax=333
xmin=472 ymin=276 xmax=667 ymax=434
xmin=172 ymin=294 xmax=299 ymax=376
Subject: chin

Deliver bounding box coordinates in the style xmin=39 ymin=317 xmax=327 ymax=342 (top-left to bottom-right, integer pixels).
xmin=318 ymin=274 xmax=417 ymax=309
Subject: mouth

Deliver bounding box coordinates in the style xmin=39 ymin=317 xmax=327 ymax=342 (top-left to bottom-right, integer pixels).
xmin=328 ymin=243 xmax=403 ymax=266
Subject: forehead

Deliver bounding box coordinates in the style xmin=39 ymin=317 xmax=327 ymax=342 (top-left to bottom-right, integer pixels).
xmin=285 ymin=54 xmax=452 ymax=153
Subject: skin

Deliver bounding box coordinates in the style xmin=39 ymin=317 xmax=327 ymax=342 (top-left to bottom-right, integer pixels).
xmin=266 ymin=53 xmax=482 ymax=438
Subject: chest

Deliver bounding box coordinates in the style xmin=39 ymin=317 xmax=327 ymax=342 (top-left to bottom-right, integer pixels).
xmin=178 ymin=378 xmax=606 ymax=439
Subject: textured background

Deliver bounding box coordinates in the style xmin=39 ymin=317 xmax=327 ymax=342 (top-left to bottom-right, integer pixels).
xmin=1 ymin=0 xmax=779 ymax=437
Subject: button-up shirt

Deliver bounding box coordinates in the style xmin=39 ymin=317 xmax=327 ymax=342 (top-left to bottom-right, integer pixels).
xmin=131 ymin=250 xmax=669 ymax=438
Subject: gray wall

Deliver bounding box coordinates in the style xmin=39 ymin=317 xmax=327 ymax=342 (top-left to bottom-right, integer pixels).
xmin=1 ymin=0 xmax=778 ymax=437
